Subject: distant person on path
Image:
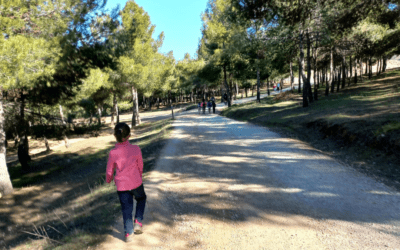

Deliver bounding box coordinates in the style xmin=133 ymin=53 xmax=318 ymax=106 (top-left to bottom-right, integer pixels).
xmin=202 ymin=99 xmax=206 ymax=114
xmin=212 ymin=100 xmax=216 ymax=113
xmin=223 ymin=93 xmax=228 ymax=106
xmin=207 ymin=100 xmax=212 ymax=113
xmin=106 ymin=123 xmax=146 ymax=243
xmin=277 ymin=83 xmax=281 ymax=92
xmin=198 ymin=102 xmax=201 ymax=114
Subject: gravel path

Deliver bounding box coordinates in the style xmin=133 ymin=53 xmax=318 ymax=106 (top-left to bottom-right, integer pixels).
xmin=97 ymin=101 xmax=400 ymax=250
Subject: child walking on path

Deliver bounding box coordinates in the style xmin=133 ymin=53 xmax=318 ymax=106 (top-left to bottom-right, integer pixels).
xmin=106 ymin=123 xmax=146 ymax=243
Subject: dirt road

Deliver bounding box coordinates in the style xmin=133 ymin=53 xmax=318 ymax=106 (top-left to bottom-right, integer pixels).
xmin=97 ymin=105 xmax=400 ymax=250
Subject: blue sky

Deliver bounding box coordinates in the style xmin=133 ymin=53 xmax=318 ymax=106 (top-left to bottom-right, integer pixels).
xmin=104 ymin=0 xmax=209 ymax=61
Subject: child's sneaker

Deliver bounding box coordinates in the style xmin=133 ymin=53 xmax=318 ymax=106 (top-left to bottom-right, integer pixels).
xmin=125 ymin=233 xmax=133 ymax=242
xmin=134 ymin=219 xmax=143 ymax=234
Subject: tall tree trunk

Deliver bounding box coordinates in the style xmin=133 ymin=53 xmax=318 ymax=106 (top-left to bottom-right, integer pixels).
xmin=148 ymin=96 xmax=153 ymax=111
xmin=19 ymin=92 xmax=30 ymax=156
xmin=383 ymin=56 xmax=387 ymax=72
xmin=19 ymin=92 xmax=24 ymax=147
xmin=324 ymin=66 xmax=327 ymax=85
xmin=116 ymin=99 xmax=120 ymax=124
xmin=256 ymin=66 xmax=261 ymax=103
xmin=236 ymin=81 xmax=239 ymax=97
xmin=337 ymin=68 xmax=341 ymax=92
xmin=229 ymin=77 xmax=234 ymax=103
xmin=58 ymin=103 xmax=70 ymax=148
xmin=298 ymin=57 xmax=302 ymax=93
xmin=355 ymin=58 xmax=358 ymax=84
xmin=348 ymin=55 xmax=351 ymax=87
xmin=328 ymin=48 xmax=334 ymax=95
xmin=97 ymin=107 xmax=102 ymax=126
xmin=223 ymin=65 xmax=232 ymax=107
xmin=0 ymin=89 xmax=14 ymax=198
xmin=38 ymin=106 xmax=50 ymax=152
xmin=290 ymin=60 xmax=294 ymax=91
xmin=168 ymin=91 xmax=174 ymax=119
xmin=369 ymin=57 xmax=373 ymax=79
xmin=299 ymin=32 xmax=308 ymax=107
xmin=111 ymin=93 xmax=117 ymax=126
xmin=331 ymin=67 xmax=336 ymax=94
xmin=59 ymin=104 xmax=66 ymax=125
xmin=306 ymin=31 xmax=313 ymax=103
xmin=314 ymin=62 xmax=318 ymax=101
xmin=313 ymin=40 xmax=317 ymax=101
xmin=135 ymin=88 xmax=141 ymax=125
xmin=321 ymin=71 xmax=323 ymax=87
xmin=377 ymin=58 xmax=380 ymax=75
xmin=131 ymin=87 xmax=137 ymax=127
xmin=342 ymin=55 xmax=346 ymax=89
xmin=349 ymin=55 xmax=352 ymax=83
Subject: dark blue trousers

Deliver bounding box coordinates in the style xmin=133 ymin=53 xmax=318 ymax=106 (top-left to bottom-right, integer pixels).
xmin=117 ymin=184 xmax=146 ymax=235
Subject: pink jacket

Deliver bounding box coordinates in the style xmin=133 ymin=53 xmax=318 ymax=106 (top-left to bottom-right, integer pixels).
xmin=106 ymin=141 xmax=143 ymax=191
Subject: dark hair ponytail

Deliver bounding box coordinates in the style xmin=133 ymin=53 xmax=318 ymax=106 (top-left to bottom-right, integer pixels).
xmin=114 ymin=123 xmax=131 ymax=143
